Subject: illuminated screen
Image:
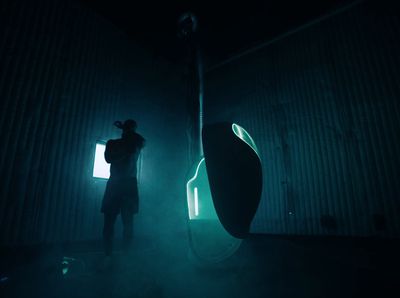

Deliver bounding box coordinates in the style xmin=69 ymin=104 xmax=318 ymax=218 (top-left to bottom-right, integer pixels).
xmin=93 ymin=142 xmax=110 ymax=179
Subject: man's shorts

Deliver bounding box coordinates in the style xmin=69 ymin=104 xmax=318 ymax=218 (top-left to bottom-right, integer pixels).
xmin=101 ymin=177 xmax=139 ymax=214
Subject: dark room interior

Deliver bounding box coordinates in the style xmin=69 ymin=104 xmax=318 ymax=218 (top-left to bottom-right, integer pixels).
xmin=0 ymin=0 xmax=399 ymax=297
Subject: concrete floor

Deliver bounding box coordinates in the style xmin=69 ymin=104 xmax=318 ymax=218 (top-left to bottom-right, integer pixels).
xmin=1 ymin=234 xmax=399 ymax=298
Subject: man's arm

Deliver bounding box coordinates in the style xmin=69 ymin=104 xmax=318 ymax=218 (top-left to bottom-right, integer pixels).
xmin=104 ymin=141 xmax=113 ymax=163
xmin=104 ymin=140 xmax=127 ymax=163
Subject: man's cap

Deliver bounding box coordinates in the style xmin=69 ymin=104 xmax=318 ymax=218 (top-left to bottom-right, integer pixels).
xmin=114 ymin=119 xmax=137 ymax=131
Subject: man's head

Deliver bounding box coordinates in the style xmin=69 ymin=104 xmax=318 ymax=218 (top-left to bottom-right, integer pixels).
xmin=122 ymin=119 xmax=137 ymax=132
xmin=114 ymin=119 xmax=137 ymax=132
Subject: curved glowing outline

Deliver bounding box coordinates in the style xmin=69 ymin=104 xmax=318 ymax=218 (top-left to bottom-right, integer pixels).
xmin=232 ymin=124 xmax=260 ymax=158
xmin=186 ymin=157 xmax=243 ymax=262
xmin=186 ymin=158 xmax=205 ymax=219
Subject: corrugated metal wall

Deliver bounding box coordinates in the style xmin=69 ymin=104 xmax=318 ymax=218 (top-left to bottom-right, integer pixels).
xmin=0 ymin=0 xmax=188 ymax=245
xmin=204 ymin=0 xmax=400 ymax=237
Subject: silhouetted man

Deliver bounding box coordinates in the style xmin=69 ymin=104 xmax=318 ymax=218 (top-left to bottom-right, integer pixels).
xmin=101 ymin=119 xmax=145 ymax=256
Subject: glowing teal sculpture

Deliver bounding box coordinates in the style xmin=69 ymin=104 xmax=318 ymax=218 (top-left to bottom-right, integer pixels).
xmin=186 ymin=157 xmax=242 ymax=262
xmin=186 ymin=123 xmax=262 ymax=263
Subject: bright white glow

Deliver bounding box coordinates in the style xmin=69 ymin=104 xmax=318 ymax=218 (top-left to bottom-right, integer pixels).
xmin=194 ymin=187 xmax=199 ymax=216
xmin=93 ymin=143 xmax=110 ymax=179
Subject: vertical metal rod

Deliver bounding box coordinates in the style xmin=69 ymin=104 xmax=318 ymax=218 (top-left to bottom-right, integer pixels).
xmin=196 ymin=45 xmax=204 ymax=156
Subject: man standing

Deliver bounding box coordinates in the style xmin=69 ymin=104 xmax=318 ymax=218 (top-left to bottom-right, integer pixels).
xmin=101 ymin=119 xmax=145 ymax=256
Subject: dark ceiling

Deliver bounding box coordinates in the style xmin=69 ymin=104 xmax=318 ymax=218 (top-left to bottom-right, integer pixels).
xmin=78 ymin=0 xmax=355 ymax=67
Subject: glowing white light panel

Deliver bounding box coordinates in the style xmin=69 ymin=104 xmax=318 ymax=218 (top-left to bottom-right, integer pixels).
xmin=93 ymin=143 xmax=110 ymax=179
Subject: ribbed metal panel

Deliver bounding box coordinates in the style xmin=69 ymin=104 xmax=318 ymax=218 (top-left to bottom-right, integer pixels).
xmin=204 ymin=0 xmax=400 ymax=237
xmin=0 ymin=0 xmax=187 ymax=245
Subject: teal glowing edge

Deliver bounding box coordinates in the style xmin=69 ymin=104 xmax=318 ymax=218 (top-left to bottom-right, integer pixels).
xmin=232 ymin=124 xmax=260 ymax=158
xmin=186 ymin=157 xmax=243 ymax=261
xmin=186 ymin=158 xmax=218 ymax=220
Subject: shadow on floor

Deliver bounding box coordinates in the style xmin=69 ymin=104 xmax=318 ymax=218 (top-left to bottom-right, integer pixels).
xmin=1 ymin=234 xmax=399 ymax=298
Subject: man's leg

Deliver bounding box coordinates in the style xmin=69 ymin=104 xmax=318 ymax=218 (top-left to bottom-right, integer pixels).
xmin=103 ymin=212 xmax=118 ymax=256
xmin=121 ymin=203 xmax=134 ymax=251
